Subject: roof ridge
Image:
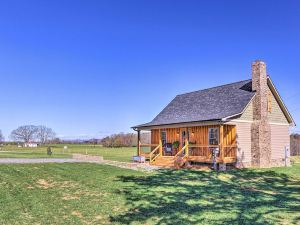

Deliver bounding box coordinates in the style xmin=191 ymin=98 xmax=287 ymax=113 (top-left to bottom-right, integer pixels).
xmin=177 ymin=79 xmax=252 ymax=96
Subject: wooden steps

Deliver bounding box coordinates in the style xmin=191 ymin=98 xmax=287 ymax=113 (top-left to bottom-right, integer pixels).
xmin=152 ymin=156 xmax=175 ymax=167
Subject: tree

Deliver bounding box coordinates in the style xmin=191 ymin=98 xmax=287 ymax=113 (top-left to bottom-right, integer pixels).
xmin=36 ymin=126 xmax=56 ymax=144
xmin=49 ymin=137 xmax=61 ymax=144
xmin=0 ymin=130 xmax=4 ymax=143
xmin=10 ymin=125 xmax=38 ymax=143
xmin=100 ymin=132 xmax=150 ymax=147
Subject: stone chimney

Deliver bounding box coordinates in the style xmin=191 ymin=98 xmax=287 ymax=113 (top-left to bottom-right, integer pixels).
xmin=251 ymin=60 xmax=271 ymax=167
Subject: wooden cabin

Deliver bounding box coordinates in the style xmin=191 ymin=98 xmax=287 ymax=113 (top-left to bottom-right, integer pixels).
xmin=132 ymin=61 xmax=295 ymax=169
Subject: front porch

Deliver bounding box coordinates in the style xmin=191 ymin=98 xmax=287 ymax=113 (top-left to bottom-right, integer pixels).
xmin=137 ymin=124 xmax=237 ymax=167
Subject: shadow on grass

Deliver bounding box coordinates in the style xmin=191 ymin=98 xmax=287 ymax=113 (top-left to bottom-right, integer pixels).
xmin=110 ymin=168 xmax=300 ymax=225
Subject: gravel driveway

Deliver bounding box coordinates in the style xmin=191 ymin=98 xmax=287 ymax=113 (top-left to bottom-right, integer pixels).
xmin=0 ymin=157 xmax=160 ymax=171
xmin=0 ymin=158 xmax=86 ymax=164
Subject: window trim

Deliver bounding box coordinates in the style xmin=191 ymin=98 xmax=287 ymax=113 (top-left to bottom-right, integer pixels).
xmin=208 ymin=128 xmax=219 ymax=145
xmin=161 ymin=131 xmax=167 ymax=146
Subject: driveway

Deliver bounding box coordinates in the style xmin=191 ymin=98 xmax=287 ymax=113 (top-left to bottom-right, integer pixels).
xmin=0 ymin=156 xmax=160 ymax=171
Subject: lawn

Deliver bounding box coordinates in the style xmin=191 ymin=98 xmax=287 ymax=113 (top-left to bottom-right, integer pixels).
xmin=0 ymin=163 xmax=299 ymax=225
xmin=0 ymin=144 xmax=136 ymax=162
xmin=291 ymin=156 xmax=300 ymax=164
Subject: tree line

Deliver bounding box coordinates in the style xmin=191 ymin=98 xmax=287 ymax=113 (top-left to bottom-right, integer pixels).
xmin=100 ymin=132 xmax=150 ymax=147
xmin=291 ymin=133 xmax=300 ymax=156
xmin=0 ymin=127 xmax=150 ymax=148
xmin=0 ymin=125 xmax=56 ymax=145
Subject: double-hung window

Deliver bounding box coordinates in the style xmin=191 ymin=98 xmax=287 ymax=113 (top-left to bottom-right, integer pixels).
xmin=161 ymin=131 xmax=167 ymax=146
xmin=209 ymin=128 xmax=219 ymax=145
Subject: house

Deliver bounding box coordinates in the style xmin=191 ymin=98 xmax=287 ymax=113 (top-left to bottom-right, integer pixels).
xmin=132 ymin=60 xmax=295 ymax=168
xmin=24 ymin=142 xmax=38 ymax=148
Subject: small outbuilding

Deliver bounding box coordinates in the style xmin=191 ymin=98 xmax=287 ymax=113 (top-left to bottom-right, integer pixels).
xmin=24 ymin=142 xmax=39 ymax=148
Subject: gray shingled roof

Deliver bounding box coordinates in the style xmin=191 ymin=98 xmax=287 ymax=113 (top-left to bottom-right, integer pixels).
xmin=134 ymin=79 xmax=255 ymax=128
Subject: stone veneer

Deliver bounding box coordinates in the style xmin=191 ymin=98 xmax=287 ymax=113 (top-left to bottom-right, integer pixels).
xmin=251 ymin=61 xmax=272 ymax=168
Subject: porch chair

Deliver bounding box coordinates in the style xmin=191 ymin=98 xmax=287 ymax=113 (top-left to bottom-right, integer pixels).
xmin=164 ymin=143 xmax=173 ymax=156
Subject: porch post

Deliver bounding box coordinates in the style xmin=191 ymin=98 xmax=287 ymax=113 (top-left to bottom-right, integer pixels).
xmin=137 ymin=130 xmax=141 ymax=156
xmin=220 ymin=125 xmax=224 ymax=162
xmin=185 ymin=138 xmax=189 ymax=157
xmin=159 ymin=129 xmax=163 ymax=156
xmin=159 ymin=139 xmax=163 ymax=156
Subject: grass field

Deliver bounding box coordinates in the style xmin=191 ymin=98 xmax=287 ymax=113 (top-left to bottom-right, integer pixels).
xmin=0 ymin=144 xmax=136 ymax=162
xmin=291 ymin=156 xmax=300 ymax=164
xmin=0 ymin=163 xmax=299 ymax=225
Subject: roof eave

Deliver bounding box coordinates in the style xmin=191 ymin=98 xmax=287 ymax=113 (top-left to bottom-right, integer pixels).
xmin=267 ymin=77 xmax=296 ymax=127
xmin=132 ymin=119 xmax=224 ymax=130
xmin=221 ymin=94 xmax=256 ymax=121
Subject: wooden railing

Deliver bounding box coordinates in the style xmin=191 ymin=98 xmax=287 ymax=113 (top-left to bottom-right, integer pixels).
xmin=149 ymin=140 xmax=162 ymax=163
xmin=139 ymin=143 xmax=159 ymax=159
xmin=174 ymin=139 xmax=189 ymax=160
xmin=223 ymin=145 xmax=237 ymax=163
xmin=189 ymin=145 xmax=219 ymax=158
xmin=141 ymin=139 xmax=237 ymax=164
xmin=188 ymin=144 xmax=237 ymax=163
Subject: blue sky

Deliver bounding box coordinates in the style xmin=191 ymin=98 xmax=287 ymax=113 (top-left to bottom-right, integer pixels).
xmin=0 ymin=0 xmax=299 ymax=139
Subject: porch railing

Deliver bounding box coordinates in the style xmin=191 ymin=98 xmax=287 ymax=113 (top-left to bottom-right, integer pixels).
xmin=149 ymin=140 xmax=162 ymax=164
xmin=140 ymin=140 xmax=237 ymax=164
xmin=189 ymin=145 xmax=219 ymax=158
xmin=174 ymin=139 xmax=189 ymax=159
xmin=223 ymin=145 xmax=237 ymax=162
xmin=188 ymin=144 xmax=237 ymax=163
xmin=139 ymin=143 xmax=159 ymax=159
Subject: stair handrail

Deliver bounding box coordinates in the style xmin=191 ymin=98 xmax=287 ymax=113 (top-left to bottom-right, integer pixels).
xmin=174 ymin=139 xmax=189 ymax=159
xmin=149 ymin=143 xmax=161 ymax=163
xmin=174 ymin=145 xmax=186 ymax=158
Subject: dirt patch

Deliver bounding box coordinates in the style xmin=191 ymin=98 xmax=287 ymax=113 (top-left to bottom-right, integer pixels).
xmin=35 ymin=179 xmax=78 ymax=190
xmin=36 ymin=179 xmax=54 ymax=189
xmin=27 ymin=185 xmax=35 ymax=189
xmin=72 ymin=154 xmax=103 ymax=162
xmin=71 ymin=211 xmax=83 ymax=218
xmin=58 ymin=181 xmax=77 ymax=189
xmin=62 ymin=194 xmax=80 ymax=200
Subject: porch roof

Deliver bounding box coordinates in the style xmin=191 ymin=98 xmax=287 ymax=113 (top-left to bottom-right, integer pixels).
xmin=133 ymin=79 xmax=255 ymax=129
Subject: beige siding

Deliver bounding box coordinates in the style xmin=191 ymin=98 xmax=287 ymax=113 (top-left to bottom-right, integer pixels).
xmin=237 ymin=85 xmax=289 ymax=124
xmin=271 ymin=124 xmax=290 ymax=159
xmin=268 ymin=86 xmax=289 ymax=124
xmin=239 ymin=101 xmax=253 ymax=121
xmin=235 ymin=122 xmax=252 ymax=164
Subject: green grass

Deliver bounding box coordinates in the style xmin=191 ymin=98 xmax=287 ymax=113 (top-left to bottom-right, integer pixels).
xmin=0 ymin=144 xmax=136 ymax=162
xmin=0 ymin=163 xmax=299 ymax=225
xmin=0 ymin=152 xmax=70 ymax=158
xmin=291 ymin=156 xmax=300 ymax=164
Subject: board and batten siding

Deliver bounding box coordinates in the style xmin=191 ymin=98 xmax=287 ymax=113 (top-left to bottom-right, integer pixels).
xmin=239 ymin=100 xmax=253 ymax=121
xmin=268 ymin=86 xmax=289 ymax=124
xmin=271 ymin=124 xmax=290 ymax=159
xmin=237 ymin=85 xmax=289 ymax=124
xmin=151 ymin=125 xmax=236 ymax=147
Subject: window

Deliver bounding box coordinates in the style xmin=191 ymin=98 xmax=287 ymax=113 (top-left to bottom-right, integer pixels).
xmin=209 ymin=128 xmax=219 ymax=145
xmin=161 ymin=131 xmax=167 ymax=146
xmin=268 ymin=91 xmax=272 ymax=113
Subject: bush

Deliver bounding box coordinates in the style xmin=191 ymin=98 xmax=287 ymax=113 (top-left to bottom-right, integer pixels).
xmin=47 ymin=147 xmax=52 ymax=156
